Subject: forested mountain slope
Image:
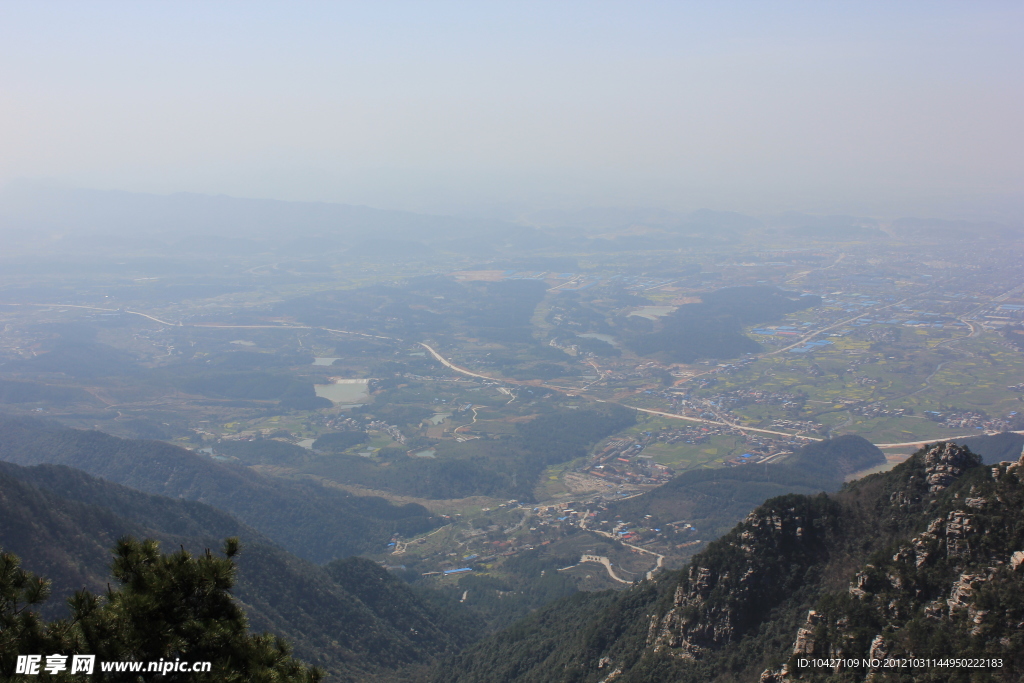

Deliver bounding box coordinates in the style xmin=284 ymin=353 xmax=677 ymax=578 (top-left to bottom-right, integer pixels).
xmin=437 ymin=441 xmax=1024 ymax=682
xmin=0 ymin=414 xmax=436 ymax=563
xmin=0 ymin=460 xmax=478 ymax=681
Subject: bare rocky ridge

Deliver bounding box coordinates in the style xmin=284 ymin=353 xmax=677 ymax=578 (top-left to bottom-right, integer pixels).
xmin=651 ymin=497 xmax=841 ymax=661
xmin=924 ymin=441 xmax=982 ymax=493
xmin=760 ymin=443 xmax=1022 ymax=682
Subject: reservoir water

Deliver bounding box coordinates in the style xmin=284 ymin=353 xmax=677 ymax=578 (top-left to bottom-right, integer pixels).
xmin=628 ymin=306 xmax=677 ymax=320
xmin=314 ymin=378 xmax=369 ymax=404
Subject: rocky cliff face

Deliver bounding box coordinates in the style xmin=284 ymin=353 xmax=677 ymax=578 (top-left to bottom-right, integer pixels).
xmin=649 ymin=494 xmax=842 ymax=659
xmin=762 ymin=443 xmax=1024 ymax=682
xmin=924 ymin=441 xmax=982 ymax=492
xmin=646 ymin=441 xmax=1024 ymax=681
xmin=439 ymin=442 xmax=1024 ymax=683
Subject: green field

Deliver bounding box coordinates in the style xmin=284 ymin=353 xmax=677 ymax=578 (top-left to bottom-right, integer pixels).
xmin=703 ymin=325 xmax=1024 ymax=442
xmin=641 ymin=436 xmax=749 ymax=468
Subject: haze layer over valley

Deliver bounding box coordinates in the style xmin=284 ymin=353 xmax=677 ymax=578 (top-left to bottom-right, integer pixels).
xmin=2 ymin=182 xmax=1023 ymax=680
xmin=2 ymin=2 xmax=1022 ymax=681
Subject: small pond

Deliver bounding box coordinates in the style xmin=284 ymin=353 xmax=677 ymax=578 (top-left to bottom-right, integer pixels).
xmin=314 ymin=379 xmax=369 ymax=404
xmin=628 ymin=306 xmax=677 ymax=320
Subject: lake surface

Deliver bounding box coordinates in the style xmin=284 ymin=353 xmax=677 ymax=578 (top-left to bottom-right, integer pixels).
xmin=314 ymin=378 xmax=369 ymax=404
xmin=427 ymin=413 xmax=451 ymax=425
xmin=312 ymin=357 xmax=340 ymax=366
xmin=628 ymin=306 xmax=677 ymax=320
xmin=413 ymin=449 xmax=437 ymax=458
xmin=296 ymin=438 xmax=316 ymax=449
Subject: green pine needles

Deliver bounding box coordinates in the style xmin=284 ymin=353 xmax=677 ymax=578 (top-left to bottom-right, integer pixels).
xmin=1 ymin=537 xmax=322 ymax=682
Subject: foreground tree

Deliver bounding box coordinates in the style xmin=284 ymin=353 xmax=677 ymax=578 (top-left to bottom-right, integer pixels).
xmin=1 ymin=537 xmax=321 ymax=682
xmin=0 ymin=550 xmax=54 ymax=678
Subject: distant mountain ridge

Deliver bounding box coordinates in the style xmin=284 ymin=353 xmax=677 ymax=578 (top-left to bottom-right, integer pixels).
xmin=3 ymin=184 xmax=1017 ymax=255
xmin=0 ymin=182 xmax=505 ymax=238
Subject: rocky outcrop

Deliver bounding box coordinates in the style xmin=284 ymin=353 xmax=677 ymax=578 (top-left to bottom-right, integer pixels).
xmin=868 ymin=633 xmax=889 ymax=661
xmin=651 ymin=496 xmax=840 ymax=659
xmin=923 ymin=442 xmax=981 ymax=492
xmin=652 ymin=564 xmax=737 ymax=658
xmin=758 ymin=666 xmax=789 ymax=683
xmin=792 ymin=610 xmax=823 ymax=655
xmin=654 ymin=443 xmax=997 ymax=674
xmin=849 ymin=569 xmax=871 ymax=599
xmin=1011 ymin=550 xmax=1024 ymax=571
xmin=945 ymin=509 xmax=975 ymax=559
xmin=772 ymin=443 xmax=1024 ymax=678
xmin=947 ymin=571 xmax=984 ymax=613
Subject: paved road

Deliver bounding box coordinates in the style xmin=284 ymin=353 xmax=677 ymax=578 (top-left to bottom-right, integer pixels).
xmin=2 ymin=303 xmax=184 ymax=327
xmin=419 ymin=342 xmax=496 ymax=380
xmin=874 ymin=430 xmax=1024 ymax=449
xmin=604 ymin=403 xmax=821 ymax=441
xmin=577 ymin=554 xmax=632 ymax=584
xmin=581 ymin=517 xmax=667 ymax=580
xmin=784 ymin=252 xmax=846 ymax=286
xmin=419 ymin=342 xmax=821 ymax=441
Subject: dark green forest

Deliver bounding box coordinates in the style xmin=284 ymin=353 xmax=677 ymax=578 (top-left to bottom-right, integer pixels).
xmin=0 ymin=380 xmax=98 ymax=406
xmin=1 ymin=537 xmax=322 ymax=682
xmin=623 ymin=286 xmax=820 ymax=362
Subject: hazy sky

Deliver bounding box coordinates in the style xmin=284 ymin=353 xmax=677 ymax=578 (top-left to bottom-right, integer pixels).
xmin=1 ymin=1 xmax=1021 ymax=219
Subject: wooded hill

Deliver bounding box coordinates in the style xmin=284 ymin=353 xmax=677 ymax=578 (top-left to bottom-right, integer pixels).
xmin=622 ymin=286 xmax=821 ymax=363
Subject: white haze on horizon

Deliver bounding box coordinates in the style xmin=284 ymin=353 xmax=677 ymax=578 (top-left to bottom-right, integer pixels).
xmin=0 ymin=1 xmax=1021 ymax=222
